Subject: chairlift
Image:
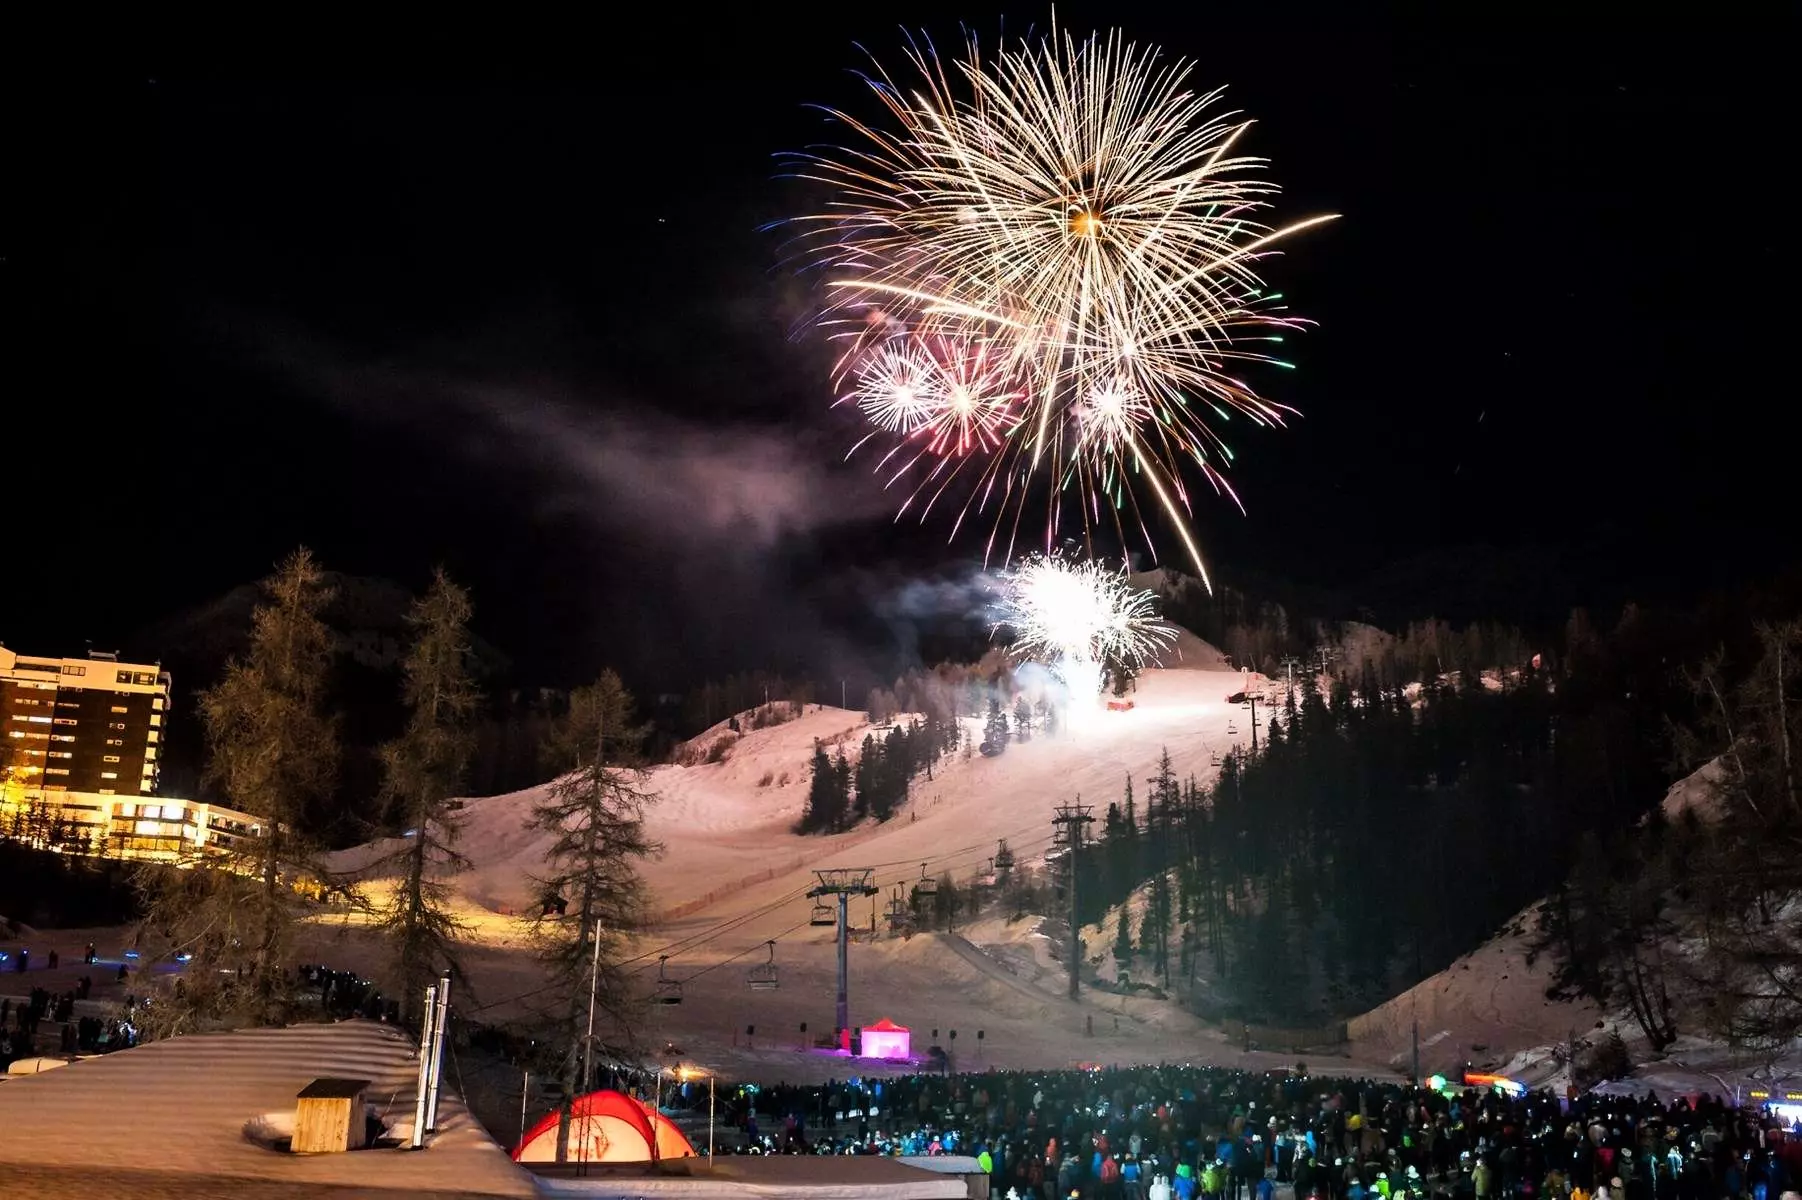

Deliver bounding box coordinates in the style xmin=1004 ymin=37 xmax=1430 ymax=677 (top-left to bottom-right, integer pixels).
xmin=747 ymin=941 xmax=779 ymax=991
xmin=1227 ymin=721 xmax=1239 ymax=735
xmin=809 ymin=901 xmax=837 ymax=927
xmin=916 ymin=863 xmax=937 ymax=898
xmin=654 ymin=956 xmax=684 ymax=1005
xmin=993 ymin=841 xmax=1015 ymax=874
xmin=1209 ymin=751 xmax=1222 ymax=767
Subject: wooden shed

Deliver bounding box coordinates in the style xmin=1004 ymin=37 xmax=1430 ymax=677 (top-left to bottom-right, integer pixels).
xmin=293 ymin=1077 xmax=371 ymax=1153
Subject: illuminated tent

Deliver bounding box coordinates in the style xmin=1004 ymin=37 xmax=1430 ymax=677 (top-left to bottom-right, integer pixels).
xmin=512 ymin=1089 xmax=697 ymax=1163
xmin=860 ymin=1017 xmax=911 ymax=1059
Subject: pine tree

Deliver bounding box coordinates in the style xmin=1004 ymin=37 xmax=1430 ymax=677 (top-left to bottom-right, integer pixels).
xmin=801 ymin=742 xmax=842 ymax=833
xmin=1113 ymin=901 xmax=1135 ymax=972
xmin=373 ymin=569 xmax=480 ymax=1004
xmin=932 ymin=871 xmax=960 ymax=932
xmin=983 ymin=698 xmax=1009 ymax=753
xmin=531 ymin=670 xmax=663 ymax=1155
xmin=874 ymin=726 xmax=908 ymax=820
xmin=853 ymin=734 xmax=879 ymax=822
xmin=1013 ymin=695 xmax=1032 ymax=742
xmin=141 ymin=548 xmax=339 ymax=1033
xmin=834 ymin=748 xmax=853 ymax=817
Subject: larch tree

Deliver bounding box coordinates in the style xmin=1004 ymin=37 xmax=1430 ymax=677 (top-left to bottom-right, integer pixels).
xmin=141 ymin=548 xmax=339 ymax=1033
xmin=373 ymin=568 xmax=480 ymax=1008
xmin=1674 ymin=620 xmax=1802 ymax=1060
xmin=530 ymin=669 xmax=663 ymax=1160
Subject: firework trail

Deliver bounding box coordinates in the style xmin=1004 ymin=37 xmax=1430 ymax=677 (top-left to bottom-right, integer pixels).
xmin=992 ymin=553 xmax=1176 ymax=709
xmin=785 ymin=24 xmax=1334 ymax=588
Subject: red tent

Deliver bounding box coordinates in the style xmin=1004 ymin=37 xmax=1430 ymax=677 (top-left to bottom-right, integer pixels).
xmin=860 ymin=1017 xmax=911 ymax=1059
xmin=512 ymin=1089 xmax=697 ymax=1163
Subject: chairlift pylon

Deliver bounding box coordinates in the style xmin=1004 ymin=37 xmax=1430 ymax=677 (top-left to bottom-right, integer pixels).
xmin=747 ymin=940 xmax=779 ymax=991
xmin=654 ymin=955 xmax=684 ymax=1005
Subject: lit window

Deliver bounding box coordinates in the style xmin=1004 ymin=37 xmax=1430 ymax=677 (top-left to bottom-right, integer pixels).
xmin=109 ymin=722 xmax=125 ymax=730
xmin=146 ymin=730 xmax=157 ymax=742
xmin=110 ymin=705 xmax=129 ymax=714
xmin=62 ymin=665 xmax=85 ymax=677
xmin=117 ymin=671 xmax=132 ymax=684
xmin=26 ymin=715 xmax=50 ymax=724
xmin=100 ymin=771 xmax=119 ymax=780
xmin=97 ymin=788 xmax=114 ymax=795
xmin=4 ymin=730 xmax=20 ymax=738
xmin=48 ymin=751 xmax=72 ymax=759
xmin=103 ymin=754 xmax=121 ymax=763
xmin=144 ymin=747 xmax=156 ymax=761
xmin=51 ymin=734 xmax=75 ymax=743
xmin=45 ymin=767 xmax=69 ymax=776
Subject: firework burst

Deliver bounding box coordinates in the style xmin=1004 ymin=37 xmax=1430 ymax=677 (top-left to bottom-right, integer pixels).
xmin=993 ymin=553 xmax=1176 ymax=706
xmin=786 ymin=24 xmax=1333 ymax=588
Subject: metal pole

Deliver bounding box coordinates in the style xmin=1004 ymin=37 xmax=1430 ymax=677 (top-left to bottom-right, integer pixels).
xmin=424 ymin=974 xmax=450 ymax=1132
xmin=411 ymin=984 xmax=436 ymax=1149
xmin=582 ymin=921 xmax=601 ymax=1093
xmin=836 ymin=891 xmax=850 ymax=1046
xmin=708 ymin=1074 xmax=715 ymax=1160
xmin=519 ymin=1070 xmax=530 ymax=1148
xmin=1068 ymin=818 xmax=1081 ymax=1001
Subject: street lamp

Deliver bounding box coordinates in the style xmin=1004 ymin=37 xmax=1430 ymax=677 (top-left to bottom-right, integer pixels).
xmin=676 ymin=1065 xmax=715 ymax=1160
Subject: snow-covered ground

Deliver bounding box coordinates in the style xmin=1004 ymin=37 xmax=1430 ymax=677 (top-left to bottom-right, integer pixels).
xmin=1346 ymin=898 xmax=1603 ymax=1077
xmin=0 ymin=1019 xmax=533 ymax=1195
xmin=1347 ymin=760 xmax=1802 ymax=1097
xmin=308 ymin=653 xmax=1413 ymax=1080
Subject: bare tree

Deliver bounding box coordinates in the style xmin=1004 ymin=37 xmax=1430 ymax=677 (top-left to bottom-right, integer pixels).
xmin=138 ymin=548 xmax=339 ymax=1032
xmin=529 ymin=670 xmax=662 ymax=1160
xmin=1674 ymin=620 xmax=1802 ymax=1058
xmin=371 ymin=568 xmax=481 ymax=1005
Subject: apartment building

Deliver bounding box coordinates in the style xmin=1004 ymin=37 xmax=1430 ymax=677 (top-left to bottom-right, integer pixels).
xmin=1 ymin=644 xmax=261 ymax=862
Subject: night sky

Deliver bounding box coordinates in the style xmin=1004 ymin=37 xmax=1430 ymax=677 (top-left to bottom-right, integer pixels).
xmin=11 ymin=11 xmax=1790 ymax=691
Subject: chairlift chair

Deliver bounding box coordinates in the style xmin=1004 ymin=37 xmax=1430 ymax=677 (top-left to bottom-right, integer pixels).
xmin=747 ymin=940 xmax=779 ymax=991
xmin=993 ymin=841 xmax=1015 ymax=873
xmin=654 ymin=956 xmax=684 ymax=1005
xmin=1227 ymin=721 xmax=1239 ymax=735
xmin=916 ymin=863 xmax=937 ymax=898
xmin=1210 ymin=751 xmax=1222 ymax=767
xmin=809 ymin=901 xmax=837 ymax=927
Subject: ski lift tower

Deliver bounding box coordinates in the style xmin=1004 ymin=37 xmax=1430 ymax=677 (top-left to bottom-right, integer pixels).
xmin=809 ymin=868 xmax=879 ymax=1050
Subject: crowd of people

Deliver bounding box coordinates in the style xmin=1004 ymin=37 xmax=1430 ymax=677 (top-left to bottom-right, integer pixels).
xmin=0 ymin=982 xmax=138 ymax=1071
xmin=678 ymin=1065 xmax=1802 ymax=1200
